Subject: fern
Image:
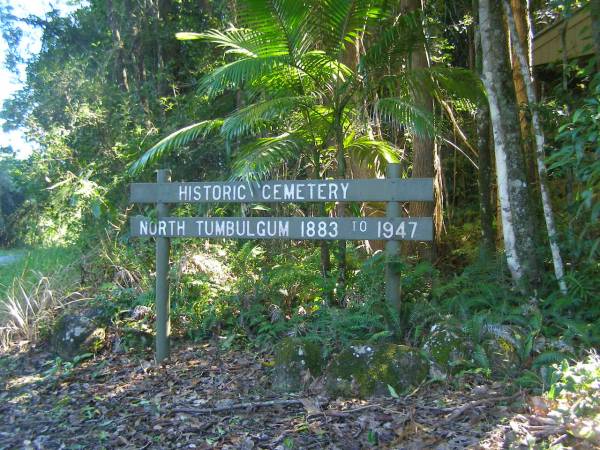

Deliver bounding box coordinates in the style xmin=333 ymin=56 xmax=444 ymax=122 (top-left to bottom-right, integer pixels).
xmin=532 ymin=351 xmax=570 ymax=369
xmin=472 ymin=344 xmax=490 ymax=369
xmin=129 ymin=120 xmax=223 ymax=175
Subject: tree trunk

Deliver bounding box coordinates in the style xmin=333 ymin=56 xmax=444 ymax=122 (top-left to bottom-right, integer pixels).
xmin=479 ymin=0 xmax=540 ymax=292
xmin=476 ymin=105 xmax=496 ymax=256
xmin=474 ymin=0 xmax=496 ymax=256
xmin=503 ymin=0 xmax=568 ymax=294
xmin=591 ymin=0 xmax=600 ymax=72
xmin=401 ymin=0 xmax=435 ymax=262
xmin=314 ymin=147 xmax=331 ymax=287
xmin=106 ymin=0 xmax=129 ymax=92
xmin=509 ymin=0 xmax=536 ymax=185
xmin=335 ymin=118 xmax=347 ymax=305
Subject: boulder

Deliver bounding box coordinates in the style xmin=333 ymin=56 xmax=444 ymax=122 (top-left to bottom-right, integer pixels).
xmin=422 ymin=323 xmax=469 ymax=376
xmin=51 ymin=308 xmax=107 ymax=360
xmin=272 ymin=337 xmax=324 ymax=392
xmin=325 ymin=343 xmax=429 ymax=398
xmin=483 ymin=336 xmax=519 ymax=377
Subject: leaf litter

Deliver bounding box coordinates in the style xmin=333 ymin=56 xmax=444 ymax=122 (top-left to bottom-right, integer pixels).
xmin=0 ymin=343 xmax=537 ymax=449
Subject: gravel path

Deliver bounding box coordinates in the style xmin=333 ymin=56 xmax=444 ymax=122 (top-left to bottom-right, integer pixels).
xmin=0 ymin=254 xmax=20 ymax=266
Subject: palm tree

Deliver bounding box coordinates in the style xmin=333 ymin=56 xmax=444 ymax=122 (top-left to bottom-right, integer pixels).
xmin=129 ymin=0 xmax=479 ymax=302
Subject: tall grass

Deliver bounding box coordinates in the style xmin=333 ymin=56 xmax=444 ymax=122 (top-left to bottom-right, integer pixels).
xmin=0 ymin=246 xmax=83 ymax=351
xmin=0 ymin=247 xmax=81 ymax=298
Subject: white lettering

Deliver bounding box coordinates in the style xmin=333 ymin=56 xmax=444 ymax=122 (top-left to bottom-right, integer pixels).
xmin=177 ymin=220 xmax=185 ymax=236
xmin=212 ymin=185 xmax=222 ymax=201
xmin=193 ymin=186 xmax=202 ymax=201
xmin=328 ymin=183 xmax=338 ymax=199
xmin=262 ymin=184 xmax=271 ymax=200
xmin=284 ymin=184 xmax=295 ymax=200
xmin=158 ymin=221 xmax=166 ymax=236
xmin=296 ymin=183 xmax=305 ymax=200
xmin=140 ymin=220 xmax=148 ymax=235
xmin=340 ymin=182 xmax=349 ymax=199
xmin=215 ymin=221 xmax=225 ymax=236
xmin=179 ymin=185 xmax=187 ymax=201
xmin=238 ymin=185 xmax=247 ymax=200
xmin=223 ymin=185 xmax=232 ymax=200
xmin=317 ymin=184 xmax=326 ymax=200
xmin=226 ymin=221 xmax=234 ymax=236
xmin=257 ymin=221 xmax=266 ymax=236
xmin=279 ymin=220 xmax=289 ymax=236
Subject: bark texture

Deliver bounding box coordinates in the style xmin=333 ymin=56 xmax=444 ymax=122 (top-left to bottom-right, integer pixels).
xmin=474 ymin=0 xmax=496 ymax=255
xmin=479 ymin=0 xmax=540 ymax=291
xmin=591 ymin=0 xmax=600 ymax=72
xmin=401 ymin=0 xmax=435 ymax=262
xmin=509 ymin=0 xmax=536 ymax=184
xmin=503 ymin=0 xmax=567 ymax=294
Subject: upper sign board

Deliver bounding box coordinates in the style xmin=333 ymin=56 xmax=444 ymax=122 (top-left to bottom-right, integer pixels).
xmin=130 ymin=178 xmax=433 ymax=203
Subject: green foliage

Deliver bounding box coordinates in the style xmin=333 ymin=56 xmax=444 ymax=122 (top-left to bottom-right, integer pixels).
xmin=549 ymin=73 xmax=600 ymax=262
xmin=0 ymin=246 xmax=81 ymax=298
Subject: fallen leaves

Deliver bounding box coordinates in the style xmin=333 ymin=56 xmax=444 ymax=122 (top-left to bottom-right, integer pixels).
xmin=0 ymin=343 xmax=528 ymax=449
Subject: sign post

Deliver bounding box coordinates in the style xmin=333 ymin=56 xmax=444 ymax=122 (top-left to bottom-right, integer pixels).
xmin=155 ymin=169 xmax=171 ymax=363
xmin=130 ymin=171 xmax=433 ymax=363
xmin=385 ymin=164 xmax=401 ymax=316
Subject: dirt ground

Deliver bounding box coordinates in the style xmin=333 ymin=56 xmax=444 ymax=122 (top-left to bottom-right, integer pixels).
xmin=0 ymin=342 xmax=531 ymax=449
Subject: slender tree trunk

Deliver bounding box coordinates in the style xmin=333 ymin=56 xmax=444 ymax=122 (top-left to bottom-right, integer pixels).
xmin=106 ymin=0 xmax=130 ymax=92
xmin=503 ymin=0 xmax=568 ymax=294
xmin=509 ymin=0 xmax=536 ymax=185
xmin=473 ymin=0 xmax=496 ymax=257
xmin=335 ymin=118 xmax=347 ymax=304
xmin=474 ymin=0 xmax=496 ymax=256
xmin=314 ymin=148 xmax=331 ymax=283
xmin=479 ymin=0 xmax=540 ymax=292
xmin=401 ymin=0 xmax=435 ymax=262
xmin=591 ymin=0 xmax=600 ymax=72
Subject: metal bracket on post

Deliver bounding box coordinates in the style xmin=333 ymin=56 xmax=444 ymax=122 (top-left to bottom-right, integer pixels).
xmin=155 ymin=169 xmax=171 ymax=363
xmin=385 ymin=163 xmax=401 ymax=321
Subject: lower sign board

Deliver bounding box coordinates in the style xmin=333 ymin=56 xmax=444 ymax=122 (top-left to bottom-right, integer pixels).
xmin=131 ymin=216 xmax=433 ymax=241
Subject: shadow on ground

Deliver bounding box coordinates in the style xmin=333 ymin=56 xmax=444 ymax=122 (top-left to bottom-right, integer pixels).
xmin=0 ymin=343 xmax=528 ymax=449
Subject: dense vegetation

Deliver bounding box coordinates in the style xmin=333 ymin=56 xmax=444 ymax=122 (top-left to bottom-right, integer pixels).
xmin=0 ymin=0 xmax=598 ymax=445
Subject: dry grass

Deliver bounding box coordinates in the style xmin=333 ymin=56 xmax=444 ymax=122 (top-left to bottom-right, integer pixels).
xmin=0 ymin=271 xmax=85 ymax=352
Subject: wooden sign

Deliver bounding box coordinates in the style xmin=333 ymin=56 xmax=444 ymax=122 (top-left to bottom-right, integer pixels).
xmin=130 ymin=178 xmax=433 ymax=203
xmin=131 ymin=216 xmax=433 ymax=240
xmin=129 ymin=167 xmax=434 ymax=363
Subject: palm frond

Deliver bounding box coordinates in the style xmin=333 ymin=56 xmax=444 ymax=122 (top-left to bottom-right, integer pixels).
xmin=221 ymin=96 xmax=314 ymax=140
xmin=237 ymin=0 xmax=311 ymax=58
xmin=307 ymin=0 xmax=381 ymax=56
xmin=362 ymin=11 xmax=424 ymax=69
xmin=199 ymin=55 xmax=290 ymax=98
xmin=230 ymin=132 xmax=305 ymax=181
xmin=178 ymin=28 xmax=281 ymax=58
xmin=344 ymin=134 xmax=401 ymax=175
xmin=129 ymin=120 xmax=223 ymax=175
xmin=376 ymin=97 xmax=436 ymax=138
xmin=299 ymin=51 xmax=354 ymax=84
xmin=425 ymin=67 xmax=485 ymax=104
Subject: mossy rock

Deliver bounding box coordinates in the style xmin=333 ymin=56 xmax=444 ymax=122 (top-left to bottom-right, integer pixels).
xmin=51 ymin=308 xmax=107 ymax=360
xmin=272 ymin=337 xmax=324 ymax=392
xmin=422 ymin=323 xmax=468 ymax=376
xmin=483 ymin=337 xmax=519 ymax=377
xmin=325 ymin=343 xmax=429 ymax=398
